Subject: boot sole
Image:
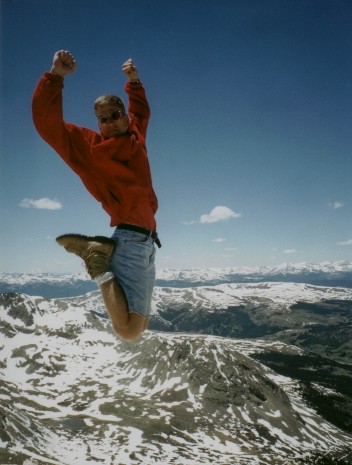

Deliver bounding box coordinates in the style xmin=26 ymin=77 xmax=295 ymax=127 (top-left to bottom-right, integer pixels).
xmin=56 ymin=234 xmax=115 ymax=259
xmin=56 ymin=233 xmax=115 ymax=246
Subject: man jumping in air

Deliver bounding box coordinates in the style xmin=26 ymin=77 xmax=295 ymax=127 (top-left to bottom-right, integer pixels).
xmin=32 ymin=50 xmax=160 ymax=340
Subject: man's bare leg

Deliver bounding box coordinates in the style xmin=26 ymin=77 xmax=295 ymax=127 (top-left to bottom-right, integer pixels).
xmin=55 ymin=234 xmax=148 ymax=340
xmin=100 ymin=277 xmax=148 ymax=340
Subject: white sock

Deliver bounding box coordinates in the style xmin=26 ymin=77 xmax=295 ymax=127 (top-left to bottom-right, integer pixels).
xmin=95 ymin=271 xmax=115 ymax=285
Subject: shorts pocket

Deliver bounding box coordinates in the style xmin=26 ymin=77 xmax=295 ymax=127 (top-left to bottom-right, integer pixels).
xmin=123 ymin=231 xmax=149 ymax=243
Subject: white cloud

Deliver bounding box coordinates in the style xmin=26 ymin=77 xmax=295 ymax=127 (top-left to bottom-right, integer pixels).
xmin=200 ymin=206 xmax=241 ymax=224
xmin=337 ymin=239 xmax=352 ymax=246
xmin=328 ymin=201 xmax=343 ymax=209
xmin=20 ymin=197 xmax=63 ymax=210
xmin=213 ymin=237 xmax=226 ymax=243
xmin=283 ymin=249 xmax=298 ymax=254
xmin=182 ymin=220 xmax=197 ymax=225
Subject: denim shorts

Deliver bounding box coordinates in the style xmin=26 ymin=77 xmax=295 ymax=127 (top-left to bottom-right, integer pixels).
xmin=109 ymin=228 xmax=156 ymax=318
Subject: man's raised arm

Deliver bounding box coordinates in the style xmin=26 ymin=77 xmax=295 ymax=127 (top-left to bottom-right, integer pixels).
xmin=122 ymin=58 xmax=150 ymax=135
xmin=32 ymin=51 xmax=78 ymax=162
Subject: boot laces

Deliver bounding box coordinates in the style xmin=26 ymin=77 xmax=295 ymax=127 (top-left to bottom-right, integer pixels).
xmin=85 ymin=251 xmax=107 ymax=278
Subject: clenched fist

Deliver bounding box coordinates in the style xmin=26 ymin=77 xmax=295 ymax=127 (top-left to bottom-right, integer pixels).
xmin=122 ymin=58 xmax=139 ymax=83
xmin=51 ymin=50 xmax=77 ymax=77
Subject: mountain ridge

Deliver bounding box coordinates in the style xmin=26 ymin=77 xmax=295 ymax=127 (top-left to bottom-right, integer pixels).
xmin=156 ymin=260 xmax=352 ymax=288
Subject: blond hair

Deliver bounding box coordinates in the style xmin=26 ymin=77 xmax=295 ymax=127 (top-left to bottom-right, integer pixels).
xmin=94 ymin=95 xmax=126 ymax=114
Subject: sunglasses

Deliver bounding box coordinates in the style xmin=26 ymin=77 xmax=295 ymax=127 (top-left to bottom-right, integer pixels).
xmin=97 ymin=110 xmax=123 ymax=124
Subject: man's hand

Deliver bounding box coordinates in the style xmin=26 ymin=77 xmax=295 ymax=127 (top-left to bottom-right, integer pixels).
xmin=122 ymin=58 xmax=139 ymax=83
xmin=50 ymin=50 xmax=77 ymax=77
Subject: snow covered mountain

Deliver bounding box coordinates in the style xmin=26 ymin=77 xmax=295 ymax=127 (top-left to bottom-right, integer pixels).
xmin=153 ymin=280 xmax=352 ymax=311
xmin=156 ymin=260 xmax=352 ymax=288
xmin=0 ymin=272 xmax=93 ymax=298
xmin=150 ymin=282 xmax=352 ymax=381
xmin=1 ymin=282 xmax=352 ymax=464
xmin=1 ymin=260 xmax=352 ymax=298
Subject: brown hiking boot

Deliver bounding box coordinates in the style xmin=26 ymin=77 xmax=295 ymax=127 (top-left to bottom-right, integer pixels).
xmin=56 ymin=234 xmax=115 ymax=279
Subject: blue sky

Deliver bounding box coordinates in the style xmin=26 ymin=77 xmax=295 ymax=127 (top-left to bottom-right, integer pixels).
xmin=1 ymin=0 xmax=351 ymax=273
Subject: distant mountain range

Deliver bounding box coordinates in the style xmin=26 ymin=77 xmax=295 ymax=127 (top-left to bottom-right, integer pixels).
xmin=1 ymin=260 xmax=351 ymax=298
xmin=1 ymin=283 xmax=352 ymax=464
xmin=156 ymin=260 xmax=352 ymax=288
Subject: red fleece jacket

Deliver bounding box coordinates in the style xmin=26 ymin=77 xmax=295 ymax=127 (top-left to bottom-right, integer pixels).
xmin=32 ymin=72 xmax=158 ymax=230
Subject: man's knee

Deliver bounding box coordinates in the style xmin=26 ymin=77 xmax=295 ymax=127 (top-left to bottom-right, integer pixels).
xmin=117 ymin=327 xmax=142 ymax=341
xmin=111 ymin=320 xmax=144 ymax=341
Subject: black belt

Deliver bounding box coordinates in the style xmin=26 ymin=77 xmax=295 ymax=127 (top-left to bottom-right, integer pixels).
xmin=118 ymin=223 xmax=161 ymax=248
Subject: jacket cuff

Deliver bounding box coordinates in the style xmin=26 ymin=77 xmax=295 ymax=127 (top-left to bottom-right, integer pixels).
xmin=44 ymin=72 xmax=64 ymax=82
xmin=125 ymin=80 xmax=142 ymax=91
